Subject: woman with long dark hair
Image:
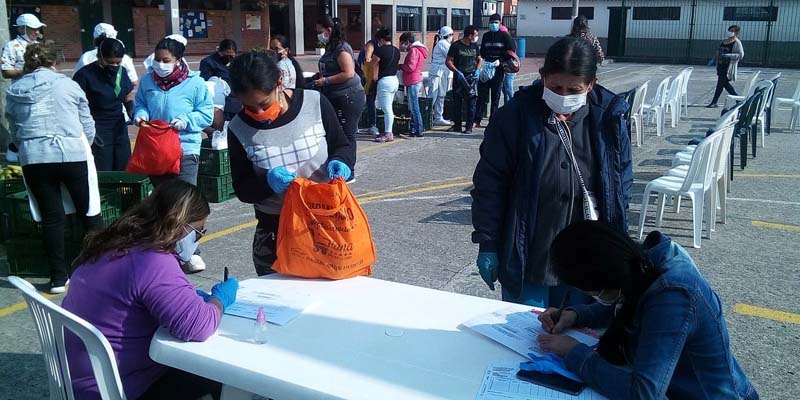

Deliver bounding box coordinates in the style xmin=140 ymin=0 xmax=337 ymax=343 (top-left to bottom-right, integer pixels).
xmin=269 ymin=34 xmax=304 ymax=89
xmin=371 ymin=27 xmax=400 ymax=142
xmin=62 ymin=181 xmax=238 ymax=400
xmin=534 ymin=221 xmax=758 ymax=400
xmin=471 ymin=37 xmax=632 ymax=307
xmin=707 ymin=25 xmax=744 ymax=108
xmin=568 ymin=15 xmax=604 ymax=64
xmin=314 ymin=15 xmax=363 ymax=180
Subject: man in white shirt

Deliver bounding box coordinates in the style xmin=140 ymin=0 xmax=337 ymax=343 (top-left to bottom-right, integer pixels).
xmin=74 ymin=23 xmax=139 ymax=86
xmin=1 ymin=13 xmax=46 ymax=80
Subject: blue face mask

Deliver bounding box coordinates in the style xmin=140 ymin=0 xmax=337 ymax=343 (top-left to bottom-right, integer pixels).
xmin=175 ymin=228 xmax=199 ymax=263
xmin=489 ymin=23 xmax=500 ymax=32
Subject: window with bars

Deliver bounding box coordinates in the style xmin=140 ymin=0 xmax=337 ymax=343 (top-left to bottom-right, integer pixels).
xmin=397 ymin=6 xmax=422 ymax=31
xmin=723 ymin=6 xmax=778 ymax=21
xmin=451 ymin=8 xmax=471 ymax=31
xmin=632 ymin=7 xmax=681 ymax=21
xmin=427 ymin=8 xmax=447 ymax=32
xmin=552 ymin=7 xmax=594 ymax=20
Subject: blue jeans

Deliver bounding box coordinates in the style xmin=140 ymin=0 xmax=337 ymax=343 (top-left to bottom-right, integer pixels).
xmin=376 ymin=76 xmax=399 ymax=133
xmin=407 ymin=82 xmax=424 ymax=134
xmin=501 ymin=281 xmax=592 ymax=308
xmin=503 ymin=72 xmax=517 ymax=104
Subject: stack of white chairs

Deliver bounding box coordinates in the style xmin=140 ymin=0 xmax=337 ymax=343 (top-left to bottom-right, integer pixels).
xmin=774 ymin=79 xmax=800 ymax=134
xmin=638 ymin=125 xmax=729 ymax=248
xmin=665 ymin=75 xmax=683 ymax=128
xmin=642 ymin=76 xmax=671 ymax=137
xmin=629 ymin=80 xmax=649 ymax=146
xmin=725 ymin=70 xmax=761 ymax=108
xmin=678 ymin=67 xmax=693 ymax=117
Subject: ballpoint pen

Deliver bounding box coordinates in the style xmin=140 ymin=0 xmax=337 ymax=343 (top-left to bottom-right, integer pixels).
xmin=224 ymin=267 xmax=229 ymax=282
xmin=550 ymin=291 xmax=570 ymax=334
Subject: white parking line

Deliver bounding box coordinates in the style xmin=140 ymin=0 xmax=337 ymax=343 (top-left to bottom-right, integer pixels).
xmin=728 ymin=197 xmax=800 ymax=206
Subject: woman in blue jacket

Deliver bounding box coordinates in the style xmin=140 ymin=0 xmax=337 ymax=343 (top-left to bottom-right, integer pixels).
xmin=470 ymin=37 xmax=633 ymax=307
xmin=133 ymin=37 xmax=213 ymax=188
xmin=536 ymin=221 xmax=758 ymax=400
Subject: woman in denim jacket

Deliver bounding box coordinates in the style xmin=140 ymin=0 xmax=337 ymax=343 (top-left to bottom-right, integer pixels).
xmin=536 ymin=221 xmax=758 ymax=399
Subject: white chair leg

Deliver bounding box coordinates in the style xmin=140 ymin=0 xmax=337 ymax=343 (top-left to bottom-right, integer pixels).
xmin=638 ymin=188 xmax=653 ymax=239
xmin=718 ymin=178 xmax=727 ymax=224
xmin=674 ymin=195 xmax=682 ymax=214
xmin=671 ymin=103 xmax=678 ymax=128
xmin=707 ymin=186 xmax=716 ymax=238
xmin=635 ymin=116 xmax=642 ymax=146
xmin=656 ymin=109 xmax=663 ymax=136
xmin=656 ymin=193 xmax=667 ymax=227
xmin=691 ymin=192 xmax=704 ymax=248
xmin=760 ymin=119 xmax=766 ymax=147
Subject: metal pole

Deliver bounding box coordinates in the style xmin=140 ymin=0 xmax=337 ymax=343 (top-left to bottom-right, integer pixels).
xmin=498 ymin=1 xmax=504 ymax=17
xmin=422 ymin=0 xmax=427 ymax=46
xmin=686 ymin=0 xmax=697 ymax=64
xmin=0 ymin=0 xmax=9 ymax=151
xmin=290 ymin=0 xmax=305 ymax=54
xmin=164 ymin=0 xmax=181 ymax=36
xmin=764 ymin=0 xmax=775 ymax=66
xmin=571 ymin=0 xmax=579 ymax=19
xmin=232 ymin=0 xmax=242 ymax=46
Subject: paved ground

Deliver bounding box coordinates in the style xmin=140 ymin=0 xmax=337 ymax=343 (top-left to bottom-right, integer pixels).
xmin=1 ymin=60 xmax=799 ymax=399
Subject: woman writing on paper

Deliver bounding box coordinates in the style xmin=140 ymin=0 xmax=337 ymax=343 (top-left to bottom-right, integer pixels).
xmin=227 ymin=51 xmax=354 ymax=276
xmin=62 ymin=181 xmax=239 ymax=400
xmin=534 ymin=221 xmax=758 ymax=400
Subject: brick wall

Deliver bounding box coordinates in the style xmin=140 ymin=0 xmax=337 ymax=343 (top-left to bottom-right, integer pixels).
xmin=41 ymin=5 xmax=83 ymax=61
xmin=132 ymin=8 xmax=270 ymax=57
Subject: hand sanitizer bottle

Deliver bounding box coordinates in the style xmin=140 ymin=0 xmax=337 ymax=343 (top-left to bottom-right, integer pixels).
xmin=253 ymin=306 xmax=268 ymax=344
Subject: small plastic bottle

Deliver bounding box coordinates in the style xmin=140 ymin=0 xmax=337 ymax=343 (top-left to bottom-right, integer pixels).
xmin=253 ymin=306 xmax=268 ymax=344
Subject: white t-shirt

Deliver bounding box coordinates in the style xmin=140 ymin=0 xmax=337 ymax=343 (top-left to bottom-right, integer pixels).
xmin=277 ymin=57 xmax=297 ymax=89
xmin=74 ymin=49 xmax=139 ymax=83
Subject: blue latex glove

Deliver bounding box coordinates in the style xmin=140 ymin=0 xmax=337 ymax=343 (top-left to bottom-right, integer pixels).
xmin=520 ymin=353 xmax=583 ymax=383
xmin=476 ymin=252 xmax=499 ymax=290
xmin=327 ymin=160 xmax=351 ymax=180
xmin=210 ymin=277 xmax=239 ymax=311
xmin=196 ymin=289 xmax=212 ymax=302
xmin=456 ymin=71 xmax=466 ymax=83
xmin=473 ymin=70 xmax=480 ymax=79
xmin=267 ymin=166 xmax=297 ymax=194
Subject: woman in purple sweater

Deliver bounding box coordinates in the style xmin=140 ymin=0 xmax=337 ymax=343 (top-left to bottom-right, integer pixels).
xmin=62 ymin=181 xmax=239 ymax=400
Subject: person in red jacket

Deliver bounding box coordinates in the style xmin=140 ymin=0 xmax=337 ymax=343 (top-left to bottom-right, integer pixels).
xmin=399 ymin=32 xmax=429 ymax=137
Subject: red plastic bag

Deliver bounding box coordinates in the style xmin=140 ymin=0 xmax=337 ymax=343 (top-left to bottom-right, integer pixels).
xmin=126 ymin=120 xmax=182 ymax=175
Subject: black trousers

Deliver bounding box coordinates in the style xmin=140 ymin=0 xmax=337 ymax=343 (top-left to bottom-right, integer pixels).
xmin=253 ymin=210 xmax=280 ymax=276
xmin=365 ymin=85 xmax=377 ymax=128
xmin=138 ymin=367 xmax=222 ymax=400
xmin=21 ymin=162 xmax=104 ymax=281
xmin=475 ymin=69 xmax=504 ymax=124
xmin=711 ymin=74 xmax=738 ymax=104
xmin=92 ymin=117 xmax=131 ymax=171
xmin=326 ymin=87 xmax=365 ymax=172
xmin=452 ymin=78 xmax=477 ymax=131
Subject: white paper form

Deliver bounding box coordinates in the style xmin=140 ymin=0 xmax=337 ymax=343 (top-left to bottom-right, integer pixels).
xmin=464 ymin=307 xmax=599 ymax=358
xmin=223 ymin=280 xmax=316 ymax=326
xmin=476 ymin=362 xmax=608 ymax=400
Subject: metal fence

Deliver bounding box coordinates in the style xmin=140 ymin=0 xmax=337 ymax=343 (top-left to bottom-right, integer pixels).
xmin=477 ymin=15 xmax=517 ymax=37
xmin=608 ymin=0 xmax=800 ymax=68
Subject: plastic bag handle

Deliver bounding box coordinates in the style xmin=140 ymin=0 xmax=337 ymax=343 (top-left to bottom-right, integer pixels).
xmin=295 ymin=178 xmax=351 ymax=217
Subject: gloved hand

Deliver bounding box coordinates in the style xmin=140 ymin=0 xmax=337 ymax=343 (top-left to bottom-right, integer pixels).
xmin=134 ymin=116 xmax=148 ymax=126
xmin=170 ymin=118 xmax=187 ymax=131
xmin=267 ymin=166 xmax=297 ymax=194
xmin=196 ymin=289 xmax=212 ymax=302
xmin=520 ymin=353 xmax=583 ymax=383
xmin=327 ymin=160 xmax=351 ymax=180
xmin=456 ymin=71 xmax=466 ymax=83
xmin=473 ymin=70 xmax=480 ymax=79
xmin=476 ymin=252 xmax=499 ymax=290
xmin=210 ymin=277 xmax=239 ymax=311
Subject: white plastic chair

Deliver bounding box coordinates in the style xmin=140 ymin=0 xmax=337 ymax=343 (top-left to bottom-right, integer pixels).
xmin=8 ymin=276 xmax=126 ymax=400
xmin=674 ymin=103 xmax=743 ymax=160
xmin=630 ymin=81 xmax=649 ymax=146
xmin=665 ymin=76 xmax=683 ymax=128
xmin=774 ymin=79 xmax=800 ymax=134
xmin=638 ymin=130 xmax=721 ymax=248
xmin=679 ymin=67 xmax=693 ymax=117
xmin=725 ymin=70 xmax=761 ymax=107
xmin=642 ymin=76 xmax=670 ymax=137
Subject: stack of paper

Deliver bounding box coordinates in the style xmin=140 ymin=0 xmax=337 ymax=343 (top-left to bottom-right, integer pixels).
xmin=476 ymin=362 xmax=608 ymax=400
xmin=223 ymin=281 xmax=316 ymax=326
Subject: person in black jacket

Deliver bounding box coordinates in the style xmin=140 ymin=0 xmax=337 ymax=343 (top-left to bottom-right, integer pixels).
xmin=471 ymin=37 xmax=633 ymax=307
xmin=474 ymin=13 xmax=515 ymax=127
xmin=199 ymin=39 xmax=237 ymax=84
xmin=227 ymin=51 xmax=354 ymax=276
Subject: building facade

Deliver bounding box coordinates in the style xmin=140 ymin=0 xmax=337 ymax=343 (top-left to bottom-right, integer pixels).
xmin=517 ymin=0 xmax=800 ymax=67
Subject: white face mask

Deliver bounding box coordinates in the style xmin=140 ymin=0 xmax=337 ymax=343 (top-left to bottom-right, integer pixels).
xmin=592 ymin=289 xmax=623 ymax=306
xmin=543 ymin=85 xmax=588 ymax=115
xmin=175 ymin=228 xmax=199 ymax=263
xmin=317 ymin=32 xmax=329 ymax=44
xmin=727 ymin=31 xmax=736 ymax=38
xmin=153 ymin=61 xmax=176 ymax=78
xmin=472 ymin=36 xmax=479 ymax=44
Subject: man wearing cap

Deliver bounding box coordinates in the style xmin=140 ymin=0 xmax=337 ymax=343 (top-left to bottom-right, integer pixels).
xmin=1 ymin=13 xmax=46 ymax=80
xmin=473 ymin=13 xmax=515 ymax=128
xmin=74 ymin=23 xmax=139 ymax=86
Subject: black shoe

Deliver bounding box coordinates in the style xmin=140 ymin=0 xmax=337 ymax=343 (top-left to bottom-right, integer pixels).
xmin=449 ymin=126 xmax=462 ymax=133
xmin=463 ymin=129 xmax=473 ymax=135
xmin=409 ymin=132 xmax=424 ymax=138
xmin=705 ymin=103 xmax=719 ymax=108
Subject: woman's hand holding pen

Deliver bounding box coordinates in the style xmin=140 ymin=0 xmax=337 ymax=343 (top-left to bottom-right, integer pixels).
xmin=538 ymin=308 xmax=577 ymax=334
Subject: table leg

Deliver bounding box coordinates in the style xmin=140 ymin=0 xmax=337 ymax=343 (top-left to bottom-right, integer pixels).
xmin=221 ymin=384 xmax=253 ymax=400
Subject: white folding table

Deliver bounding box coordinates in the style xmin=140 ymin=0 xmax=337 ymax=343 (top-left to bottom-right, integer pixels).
xmin=149 ymin=275 xmax=529 ymax=400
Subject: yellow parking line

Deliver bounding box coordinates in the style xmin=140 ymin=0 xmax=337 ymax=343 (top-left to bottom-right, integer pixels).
xmin=0 ymin=292 xmax=57 ymax=318
xmin=738 ymin=174 xmax=800 ymax=178
xmin=734 ymin=303 xmax=800 ymax=324
xmin=752 ymin=220 xmax=800 ymax=232
xmin=357 ymin=140 xmax=400 ymax=154
xmin=359 ymin=181 xmax=472 ymax=202
xmin=199 ymin=220 xmax=258 ymax=244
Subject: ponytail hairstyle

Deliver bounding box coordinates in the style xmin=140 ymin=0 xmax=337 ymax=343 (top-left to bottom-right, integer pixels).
xmin=549 ymin=221 xmax=662 ymax=365
xmin=270 ymin=34 xmax=305 ymax=83
xmin=433 ymin=34 xmax=441 ymax=47
xmin=317 ymin=15 xmax=344 ymax=52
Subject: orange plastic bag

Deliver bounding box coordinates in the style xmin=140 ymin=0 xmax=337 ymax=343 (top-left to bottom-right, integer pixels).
xmin=274 ymin=177 xmax=376 ymax=279
xmin=126 ymin=120 xmax=182 ymax=175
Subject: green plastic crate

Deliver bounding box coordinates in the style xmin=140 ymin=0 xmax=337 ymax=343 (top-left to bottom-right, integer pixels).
xmin=198 ymin=174 xmax=235 ymax=203
xmin=6 ymin=190 xmax=121 ymax=237
xmin=97 ymin=171 xmax=153 ymax=212
xmin=6 ymin=237 xmax=82 ymax=277
xmin=199 ymin=146 xmax=231 ymax=176
xmin=376 ymin=113 xmax=411 ymax=134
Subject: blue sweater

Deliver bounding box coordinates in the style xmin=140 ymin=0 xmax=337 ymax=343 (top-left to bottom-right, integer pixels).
xmin=134 ymin=71 xmax=213 ymax=156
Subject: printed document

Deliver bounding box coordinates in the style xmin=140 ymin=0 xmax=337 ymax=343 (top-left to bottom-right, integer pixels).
xmin=223 ymin=280 xmax=316 ymax=326
xmin=476 ymin=361 xmax=607 ymax=400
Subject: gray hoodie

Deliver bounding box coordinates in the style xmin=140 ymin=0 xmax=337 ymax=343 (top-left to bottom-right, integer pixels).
xmin=6 ymin=68 xmax=95 ymax=166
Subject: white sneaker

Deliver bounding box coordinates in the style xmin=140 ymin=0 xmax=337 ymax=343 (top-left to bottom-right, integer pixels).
xmin=185 ymin=255 xmax=207 ymax=273
xmin=49 ymin=279 xmax=69 ymax=294
xmin=368 ymin=126 xmax=380 ymax=136
xmin=433 ymin=119 xmax=453 ymax=126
